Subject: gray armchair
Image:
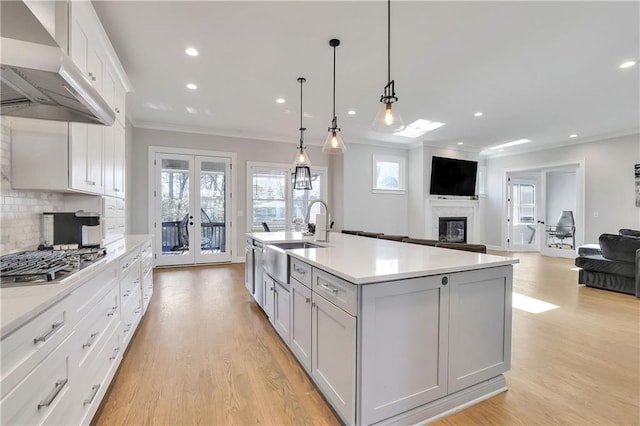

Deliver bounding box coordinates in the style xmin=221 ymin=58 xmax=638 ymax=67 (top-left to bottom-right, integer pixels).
xmin=546 ymin=210 xmax=575 ymax=249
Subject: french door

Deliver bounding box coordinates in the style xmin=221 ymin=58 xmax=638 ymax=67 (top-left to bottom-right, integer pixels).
xmin=507 ymin=176 xmax=540 ymax=251
xmin=153 ymin=152 xmax=232 ymax=266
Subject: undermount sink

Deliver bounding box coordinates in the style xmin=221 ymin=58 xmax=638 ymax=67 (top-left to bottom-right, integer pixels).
xmin=267 ymin=241 xmax=324 ymax=250
xmin=263 ymin=241 xmax=324 ymax=284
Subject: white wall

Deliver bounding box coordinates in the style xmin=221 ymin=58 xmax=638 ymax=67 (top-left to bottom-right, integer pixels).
xmin=546 ymin=171 xmax=576 ymax=224
xmin=128 ymin=127 xmax=330 ymax=259
xmin=484 ymin=133 xmax=640 ymax=246
xmin=408 ymin=144 xmax=425 ymax=237
xmin=342 ymin=143 xmax=409 ymax=235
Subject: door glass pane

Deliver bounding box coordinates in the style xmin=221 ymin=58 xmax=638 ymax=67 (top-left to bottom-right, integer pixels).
xmin=161 ymin=159 xmax=190 ymax=256
xmin=200 ymin=161 xmax=226 ymax=254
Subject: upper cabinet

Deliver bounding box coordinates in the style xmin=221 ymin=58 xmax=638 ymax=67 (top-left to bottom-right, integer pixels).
xmin=10 ymin=0 xmax=130 ymax=199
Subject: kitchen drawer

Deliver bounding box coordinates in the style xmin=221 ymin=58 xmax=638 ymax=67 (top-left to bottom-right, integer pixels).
xmin=1 ymin=296 xmax=72 ymax=399
xmin=290 ymin=258 xmax=312 ymax=288
xmin=75 ymin=282 xmax=119 ymax=370
xmin=140 ymin=239 xmax=153 ymax=260
xmin=116 ymin=199 xmax=125 ymax=215
xmin=142 ymin=270 xmax=153 ymax=315
xmin=75 ymin=325 xmax=121 ymax=426
xmin=70 ymin=262 xmax=118 ymax=326
xmin=103 ymin=197 xmax=120 ymax=217
xmin=141 ymin=256 xmax=153 ymax=278
xmin=0 ymin=334 xmax=73 ymax=425
xmin=119 ymin=249 xmax=140 ymax=276
xmin=120 ymin=265 xmax=141 ymax=307
xmin=121 ymin=286 xmax=142 ymax=348
xmin=312 ymin=268 xmax=357 ymax=316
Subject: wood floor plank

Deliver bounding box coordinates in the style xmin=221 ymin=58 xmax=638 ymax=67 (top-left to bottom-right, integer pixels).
xmin=93 ymin=253 xmax=640 ymax=425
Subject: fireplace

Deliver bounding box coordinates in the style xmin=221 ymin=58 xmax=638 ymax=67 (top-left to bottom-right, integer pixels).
xmin=439 ymin=217 xmax=467 ymax=243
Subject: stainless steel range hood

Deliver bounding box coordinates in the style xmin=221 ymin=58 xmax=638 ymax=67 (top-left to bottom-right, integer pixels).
xmin=0 ymin=1 xmax=115 ymax=125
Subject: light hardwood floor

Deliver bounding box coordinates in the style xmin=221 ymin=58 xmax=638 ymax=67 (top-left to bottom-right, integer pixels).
xmin=94 ymin=252 xmax=640 ymax=425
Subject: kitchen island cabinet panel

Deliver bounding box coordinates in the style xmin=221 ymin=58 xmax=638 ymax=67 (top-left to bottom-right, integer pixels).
xmin=290 ymin=278 xmax=312 ymax=372
xmin=360 ymin=275 xmax=449 ymax=425
xmin=311 ymin=292 xmax=356 ymax=425
xmin=448 ymin=266 xmax=512 ymax=393
xmin=273 ymin=282 xmax=290 ymax=344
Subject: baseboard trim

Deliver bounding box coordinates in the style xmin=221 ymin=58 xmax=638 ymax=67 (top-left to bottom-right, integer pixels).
xmin=373 ymin=375 xmax=507 ymax=425
xmin=486 ymin=244 xmax=504 ymax=251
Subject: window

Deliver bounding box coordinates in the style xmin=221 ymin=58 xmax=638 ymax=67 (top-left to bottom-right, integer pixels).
xmin=372 ymin=154 xmax=405 ymax=193
xmin=513 ymin=183 xmax=535 ymax=224
xmin=247 ymin=162 xmax=327 ymax=231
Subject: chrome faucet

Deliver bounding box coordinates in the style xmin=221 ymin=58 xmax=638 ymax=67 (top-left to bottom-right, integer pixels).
xmin=305 ymin=199 xmax=331 ymax=242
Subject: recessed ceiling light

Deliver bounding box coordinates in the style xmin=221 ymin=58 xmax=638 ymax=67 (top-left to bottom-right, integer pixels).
xmin=347 ymin=110 xmax=356 ymax=115
xmin=620 ymin=60 xmax=637 ymax=69
xmin=185 ymin=47 xmax=199 ymax=57
xmin=186 ymin=83 xmax=197 ymax=90
xmin=474 ymin=112 xmax=483 ymax=117
xmin=490 ymin=139 xmax=531 ymax=150
xmin=499 ymin=149 xmax=504 ymax=152
xmin=393 ymin=119 xmax=445 ymax=138
xmin=276 ymin=98 xmax=285 ymax=104
xmin=457 ymin=142 xmax=464 ymax=145
xmin=569 ymin=134 xmax=578 ymax=138
xmin=186 ymin=106 xmax=198 ymax=114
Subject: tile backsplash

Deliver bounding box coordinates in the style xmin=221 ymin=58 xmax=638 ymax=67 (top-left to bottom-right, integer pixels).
xmin=0 ymin=118 xmax=65 ymax=254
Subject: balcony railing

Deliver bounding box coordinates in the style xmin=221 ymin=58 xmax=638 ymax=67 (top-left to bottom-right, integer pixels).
xmin=162 ymin=221 xmax=226 ymax=252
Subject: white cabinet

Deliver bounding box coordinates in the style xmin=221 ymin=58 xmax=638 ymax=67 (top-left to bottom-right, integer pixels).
xmin=273 ymin=282 xmax=290 ymax=344
xmin=311 ymin=292 xmax=356 ymax=425
xmin=103 ymin=124 xmax=125 ymax=198
xmin=289 ymin=278 xmax=312 ymax=372
xmin=448 ymin=267 xmax=512 ymax=393
xmin=262 ymin=275 xmax=275 ymax=321
xmin=119 ymin=248 xmax=142 ymax=350
xmin=114 ymin=85 xmax=126 ymax=126
xmin=140 ymin=239 xmax=154 ymax=315
xmin=70 ymin=122 xmax=104 ymax=194
xmin=360 ymin=275 xmax=449 ymax=425
xmin=103 ymin=197 xmax=125 ymax=244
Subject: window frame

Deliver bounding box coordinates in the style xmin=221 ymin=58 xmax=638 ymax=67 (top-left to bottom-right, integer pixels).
xmin=372 ymin=154 xmax=406 ymax=194
xmin=246 ymin=161 xmax=328 ymax=232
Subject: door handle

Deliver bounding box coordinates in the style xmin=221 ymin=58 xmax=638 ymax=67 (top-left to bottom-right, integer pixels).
xmin=189 ymin=222 xmax=194 ymax=226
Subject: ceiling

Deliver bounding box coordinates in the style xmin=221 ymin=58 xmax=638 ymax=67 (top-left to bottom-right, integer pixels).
xmin=93 ymin=1 xmax=639 ymax=156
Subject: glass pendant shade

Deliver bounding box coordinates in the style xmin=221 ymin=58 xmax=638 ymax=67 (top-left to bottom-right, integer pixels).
xmin=322 ymin=129 xmax=346 ymax=154
xmin=373 ymin=102 xmax=404 ymax=133
xmin=293 ymin=165 xmax=312 ymax=190
xmin=293 ymin=147 xmax=311 ymax=166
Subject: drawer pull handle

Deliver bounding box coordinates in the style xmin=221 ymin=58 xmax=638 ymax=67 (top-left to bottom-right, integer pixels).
xmin=107 ymin=306 xmax=118 ymax=317
xmin=134 ymin=279 xmax=140 ymax=284
xmin=109 ymin=346 xmax=121 ymax=361
xmin=133 ymin=255 xmax=140 ymax=261
xmin=83 ymin=384 xmax=101 ymax=406
xmin=37 ymin=379 xmax=67 ymax=409
xmin=123 ymin=290 xmax=131 ymax=297
xmin=319 ymin=283 xmax=339 ymax=295
xmin=124 ymin=323 xmax=132 ymax=333
xmin=82 ymin=332 xmax=99 ymax=349
xmin=305 ymin=297 xmax=310 ymax=304
xmin=134 ymin=309 xmax=141 ymax=314
xmin=33 ymin=321 xmax=64 ymax=344
xmin=122 ymin=263 xmax=130 ymax=270
xmin=294 ymin=266 xmax=307 ymax=275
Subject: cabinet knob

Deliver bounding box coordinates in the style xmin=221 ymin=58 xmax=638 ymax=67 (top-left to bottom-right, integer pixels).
xmin=441 ymin=276 xmax=448 ymax=286
xmin=115 ymin=108 xmax=120 ymax=113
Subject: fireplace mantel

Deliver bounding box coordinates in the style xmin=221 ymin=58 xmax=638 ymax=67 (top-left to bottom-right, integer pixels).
xmin=425 ymin=198 xmax=480 ymax=243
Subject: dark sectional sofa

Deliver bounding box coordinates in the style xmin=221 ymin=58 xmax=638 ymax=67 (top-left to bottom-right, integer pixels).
xmin=574 ymin=229 xmax=640 ymax=296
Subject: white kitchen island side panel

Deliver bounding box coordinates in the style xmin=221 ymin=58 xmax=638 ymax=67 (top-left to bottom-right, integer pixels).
xmin=448 ymin=266 xmax=513 ymax=393
xmin=359 ymin=275 xmax=449 ymax=425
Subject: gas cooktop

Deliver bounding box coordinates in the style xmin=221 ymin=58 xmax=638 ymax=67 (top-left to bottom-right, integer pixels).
xmin=0 ymin=247 xmax=107 ymax=288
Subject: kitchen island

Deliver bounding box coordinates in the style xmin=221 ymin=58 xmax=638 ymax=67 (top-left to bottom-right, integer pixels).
xmin=246 ymin=232 xmax=518 ymax=425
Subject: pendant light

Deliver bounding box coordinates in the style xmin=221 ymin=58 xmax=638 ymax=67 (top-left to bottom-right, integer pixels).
xmin=373 ymin=0 xmax=404 ymax=133
xmin=293 ymin=77 xmax=312 ymax=190
xmin=322 ymin=38 xmax=346 ymax=154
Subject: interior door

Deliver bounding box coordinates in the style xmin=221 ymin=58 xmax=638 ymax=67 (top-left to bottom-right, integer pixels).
xmin=154 ymin=153 xmax=232 ymax=266
xmin=508 ymin=177 xmax=539 ymax=251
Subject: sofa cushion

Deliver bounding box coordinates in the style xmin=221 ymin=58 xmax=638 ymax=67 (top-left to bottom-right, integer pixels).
xmin=575 ymin=255 xmax=635 ymax=279
xmin=599 ymin=234 xmax=640 ymax=263
xmin=619 ymin=229 xmax=640 ymax=238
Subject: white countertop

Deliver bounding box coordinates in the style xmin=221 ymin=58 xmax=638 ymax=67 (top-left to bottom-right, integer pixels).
xmin=247 ymin=232 xmax=518 ymax=284
xmin=1 ymin=235 xmax=152 ymax=338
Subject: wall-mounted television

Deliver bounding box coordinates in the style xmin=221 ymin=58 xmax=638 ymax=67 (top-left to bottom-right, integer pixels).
xmin=429 ymin=156 xmax=478 ymax=196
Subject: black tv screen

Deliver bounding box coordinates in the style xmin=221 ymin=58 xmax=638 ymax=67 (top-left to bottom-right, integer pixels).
xmin=429 ymin=156 xmax=478 ymax=196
